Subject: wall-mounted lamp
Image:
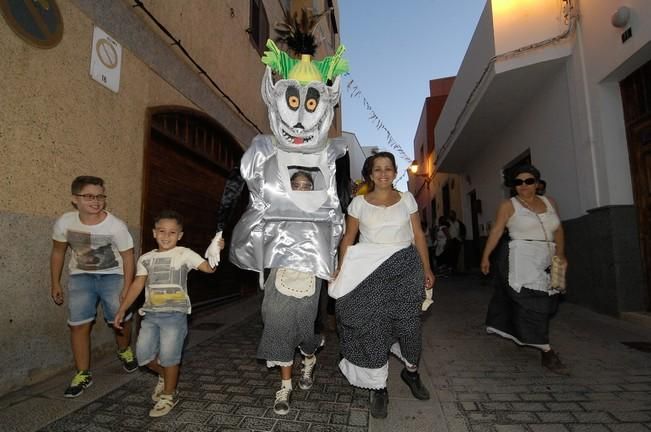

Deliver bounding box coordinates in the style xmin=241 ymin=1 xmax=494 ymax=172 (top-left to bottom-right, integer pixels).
xmin=408 ymin=161 xmax=434 ymax=183
xmin=611 ymin=6 xmax=631 ymax=28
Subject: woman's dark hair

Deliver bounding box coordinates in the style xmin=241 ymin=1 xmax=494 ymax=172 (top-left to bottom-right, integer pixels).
xmin=362 ymin=151 xmax=398 ymax=192
xmin=510 ymin=164 xmax=541 ymax=183
xmin=508 ymin=164 xmax=541 ymax=195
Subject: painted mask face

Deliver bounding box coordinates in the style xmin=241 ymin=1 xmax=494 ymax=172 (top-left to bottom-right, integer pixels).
xmin=262 ymin=68 xmax=341 ymax=154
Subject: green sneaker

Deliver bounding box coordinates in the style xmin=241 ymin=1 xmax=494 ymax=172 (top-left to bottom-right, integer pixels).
xmin=64 ymin=370 xmax=93 ymax=398
xmin=117 ymin=347 xmax=138 ymax=373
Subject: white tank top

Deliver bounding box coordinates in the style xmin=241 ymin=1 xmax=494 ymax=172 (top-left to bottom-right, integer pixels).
xmin=507 ymin=196 xmax=560 ymax=241
xmin=506 ymin=196 xmax=560 ymax=293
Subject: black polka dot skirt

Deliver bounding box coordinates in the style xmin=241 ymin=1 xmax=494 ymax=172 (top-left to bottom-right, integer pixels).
xmin=336 ymin=245 xmax=425 ymax=369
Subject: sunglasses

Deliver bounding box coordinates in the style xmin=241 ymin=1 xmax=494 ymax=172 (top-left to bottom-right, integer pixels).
xmin=513 ymin=178 xmax=537 ymax=186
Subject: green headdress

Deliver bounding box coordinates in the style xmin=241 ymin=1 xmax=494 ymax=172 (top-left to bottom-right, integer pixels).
xmin=261 ymin=8 xmax=348 ymax=85
xmin=262 ymin=40 xmax=348 ymax=84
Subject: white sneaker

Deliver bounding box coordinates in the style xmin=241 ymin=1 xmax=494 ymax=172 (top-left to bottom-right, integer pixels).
xmin=273 ymin=386 xmax=292 ymax=415
xmin=151 ymin=375 xmax=165 ymax=402
xmin=298 ymin=357 xmax=316 ymax=390
xmin=149 ymin=392 xmax=178 ymax=417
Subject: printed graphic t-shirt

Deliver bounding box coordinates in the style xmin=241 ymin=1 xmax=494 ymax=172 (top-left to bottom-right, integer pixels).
xmin=137 ymin=246 xmax=205 ymax=314
xmin=52 ymin=211 xmax=134 ymax=275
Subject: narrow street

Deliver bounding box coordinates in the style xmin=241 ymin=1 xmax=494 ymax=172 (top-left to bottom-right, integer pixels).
xmin=420 ymin=276 xmax=651 ymax=432
xmin=2 ymin=274 xmax=650 ymax=432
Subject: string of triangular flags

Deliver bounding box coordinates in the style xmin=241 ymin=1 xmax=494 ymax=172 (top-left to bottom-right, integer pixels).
xmin=344 ymin=75 xmax=413 ymax=164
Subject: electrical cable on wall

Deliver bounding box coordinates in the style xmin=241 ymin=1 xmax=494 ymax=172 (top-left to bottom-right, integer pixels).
xmin=344 ymin=74 xmax=413 ymax=164
xmin=132 ymin=0 xmax=263 ymax=134
xmin=437 ymin=0 xmax=577 ymax=165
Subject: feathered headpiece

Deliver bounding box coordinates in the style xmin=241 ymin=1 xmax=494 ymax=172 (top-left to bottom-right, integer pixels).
xmin=261 ymin=7 xmax=348 ymax=84
xmin=275 ymin=7 xmax=331 ymax=56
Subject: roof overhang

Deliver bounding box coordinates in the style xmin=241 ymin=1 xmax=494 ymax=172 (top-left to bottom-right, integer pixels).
xmin=436 ymin=56 xmax=568 ymax=172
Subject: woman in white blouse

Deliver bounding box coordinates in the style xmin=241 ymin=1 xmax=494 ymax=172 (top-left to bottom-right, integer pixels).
xmin=480 ymin=165 xmax=569 ymax=375
xmin=330 ymin=152 xmax=435 ymax=419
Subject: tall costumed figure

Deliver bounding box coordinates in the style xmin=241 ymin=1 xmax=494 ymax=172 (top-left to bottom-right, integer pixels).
xmin=204 ymin=8 xmax=348 ymax=416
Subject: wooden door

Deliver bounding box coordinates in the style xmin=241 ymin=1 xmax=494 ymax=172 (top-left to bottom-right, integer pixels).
xmin=620 ymin=61 xmax=651 ymax=310
xmin=624 ymin=119 xmax=651 ymax=310
xmin=142 ymin=110 xmax=247 ymax=307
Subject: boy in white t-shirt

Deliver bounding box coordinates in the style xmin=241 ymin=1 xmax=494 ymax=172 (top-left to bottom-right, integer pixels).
xmin=114 ymin=210 xmax=223 ymax=417
xmin=50 ymin=176 xmax=137 ymax=398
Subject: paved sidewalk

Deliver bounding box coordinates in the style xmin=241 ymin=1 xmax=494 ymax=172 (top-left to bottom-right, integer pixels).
xmin=1 ymin=294 xmax=371 ymax=432
xmin=420 ymin=275 xmax=651 ymax=432
xmin=1 ymin=275 xmax=650 ymax=432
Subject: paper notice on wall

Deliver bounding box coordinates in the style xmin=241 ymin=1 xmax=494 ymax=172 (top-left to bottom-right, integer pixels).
xmin=90 ymin=26 xmax=122 ymax=93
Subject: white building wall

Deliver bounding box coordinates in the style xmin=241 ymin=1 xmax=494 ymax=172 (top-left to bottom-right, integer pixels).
xmin=527 ymin=64 xmax=580 ymax=218
xmin=431 ymin=0 xmax=650 ymax=312
xmin=343 ymin=132 xmax=364 ymax=181
xmin=435 ymin=2 xmax=495 ymax=159
xmin=448 ymin=0 xmax=651 ymax=216
xmin=566 ymin=0 xmax=651 ymax=209
xmin=492 ymin=0 xmax=568 ymax=56
xmin=579 ymin=0 xmax=651 ymax=82
xmin=467 ymin=62 xmax=579 ymax=226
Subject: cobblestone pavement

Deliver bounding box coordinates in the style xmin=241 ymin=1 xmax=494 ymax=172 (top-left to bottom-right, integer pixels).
xmin=9 ymin=274 xmax=651 ymax=432
xmin=423 ymin=275 xmax=651 ymax=432
xmin=38 ymin=314 xmax=369 ymax=432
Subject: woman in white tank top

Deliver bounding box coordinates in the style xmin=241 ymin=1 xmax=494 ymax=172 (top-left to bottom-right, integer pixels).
xmin=480 ymin=165 xmax=569 ymax=375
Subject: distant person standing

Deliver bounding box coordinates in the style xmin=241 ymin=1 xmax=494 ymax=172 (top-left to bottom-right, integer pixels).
xmin=434 ymin=216 xmax=451 ymax=275
xmin=446 ymin=210 xmax=465 ymax=271
xmin=422 ymin=222 xmax=436 ymax=270
xmin=537 ymin=179 xmax=547 ymax=196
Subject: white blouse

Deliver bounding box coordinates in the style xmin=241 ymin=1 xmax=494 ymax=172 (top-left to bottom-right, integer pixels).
xmin=329 ymin=192 xmax=418 ymax=300
xmin=348 ymin=192 xmax=418 ymax=247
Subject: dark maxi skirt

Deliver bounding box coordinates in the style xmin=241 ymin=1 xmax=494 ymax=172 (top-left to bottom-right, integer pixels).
xmin=336 ymin=245 xmax=425 ymax=370
xmin=257 ymin=268 xmax=323 ymax=366
xmin=485 ymin=234 xmax=559 ymax=348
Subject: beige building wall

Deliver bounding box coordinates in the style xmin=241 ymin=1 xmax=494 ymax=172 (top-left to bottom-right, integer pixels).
xmin=137 ymin=0 xmax=285 ymax=133
xmin=0 ymin=0 xmax=340 ymax=396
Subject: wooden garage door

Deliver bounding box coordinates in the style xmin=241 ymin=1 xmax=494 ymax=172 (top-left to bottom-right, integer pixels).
xmin=620 ymin=60 xmax=651 ymax=311
xmin=142 ymin=110 xmax=250 ymax=306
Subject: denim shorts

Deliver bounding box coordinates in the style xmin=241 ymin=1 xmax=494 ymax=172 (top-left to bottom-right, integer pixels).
xmin=68 ymin=273 xmax=131 ymax=326
xmin=136 ymin=312 xmax=188 ymax=367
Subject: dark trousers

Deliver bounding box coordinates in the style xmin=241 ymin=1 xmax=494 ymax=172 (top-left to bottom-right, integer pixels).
xmin=446 ymin=239 xmax=462 ymax=270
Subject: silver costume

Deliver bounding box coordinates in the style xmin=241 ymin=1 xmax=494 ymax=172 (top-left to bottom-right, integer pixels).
xmin=230 ymin=135 xmax=346 ymax=281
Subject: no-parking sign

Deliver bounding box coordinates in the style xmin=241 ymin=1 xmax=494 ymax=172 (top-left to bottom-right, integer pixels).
xmin=90 ymin=26 xmax=121 ymax=93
